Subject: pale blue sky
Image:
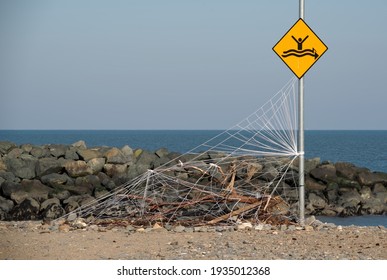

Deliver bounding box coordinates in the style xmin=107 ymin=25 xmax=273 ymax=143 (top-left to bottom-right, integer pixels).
xmin=1 ymin=0 xmax=386 ymax=130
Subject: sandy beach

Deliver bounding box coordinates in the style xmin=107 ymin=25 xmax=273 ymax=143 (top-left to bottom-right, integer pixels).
xmin=0 ymin=220 xmax=385 ymax=260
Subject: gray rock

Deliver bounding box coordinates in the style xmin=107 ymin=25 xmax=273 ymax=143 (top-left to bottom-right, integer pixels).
xmin=0 ymin=141 xmax=17 ymax=155
xmin=135 ymin=150 xmax=158 ymax=170
xmin=41 ymin=202 xmax=65 ymax=219
xmin=7 ymin=148 xmax=23 ymax=158
xmin=0 ymin=196 xmax=14 ymax=212
xmin=40 ymin=197 xmax=61 ymax=210
xmin=310 ymin=163 xmax=337 ymax=183
xmin=36 ymin=157 xmax=64 ymax=177
xmin=10 ymin=197 xmax=40 ymax=220
xmin=359 ymin=186 xmax=372 ymax=202
xmin=87 ymin=158 xmax=105 ymax=174
xmin=305 ymin=215 xmax=316 ymax=225
xmin=40 ymin=173 xmax=70 ymax=187
xmin=104 ymin=147 xmax=130 ymax=164
xmin=373 ymin=183 xmax=387 ymax=193
xmin=48 ymin=144 xmax=67 ymax=158
xmin=64 ymin=200 xmax=79 ymax=213
xmin=361 ymin=197 xmax=386 ymax=215
xmin=1 ymin=181 xmax=23 ymax=198
xmin=335 ymin=162 xmax=365 ymax=180
xmin=0 ymin=171 xmax=19 ymax=182
xmin=30 ymin=146 xmax=48 ymax=158
xmin=64 ymin=147 xmax=79 ymax=160
xmin=307 ymin=193 xmax=327 ymax=209
xmin=4 ymin=155 xmax=37 ymax=179
xmin=64 ymin=160 xmax=93 ymax=177
xmin=173 ymin=225 xmax=186 ymax=232
xmin=77 ymin=149 xmax=101 ymax=162
xmin=67 ymin=212 xmax=78 ymax=222
xmin=337 ymin=189 xmax=361 ymax=215
xmin=305 ymin=176 xmax=326 ymax=191
xmin=337 ymin=177 xmax=361 ymax=191
xmin=51 ymin=189 xmax=71 ymax=201
xmin=357 ymin=171 xmax=386 ymax=186
xmin=10 ymin=191 xmax=30 ymax=205
xmin=20 ymin=144 xmax=33 ymax=153
xmin=121 ymin=145 xmax=134 ymax=158
xmin=19 ymin=179 xmax=53 ymax=202
xmin=103 ymin=163 xmax=128 ymax=177
xmin=155 ymin=148 xmax=169 ymax=159
xmin=72 ymin=140 xmax=87 ymax=149
xmin=292 ymin=157 xmax=320 ymax=173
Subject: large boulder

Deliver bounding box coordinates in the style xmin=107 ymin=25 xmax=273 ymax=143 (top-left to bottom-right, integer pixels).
xmin=40 ymin=173 xmax=70 ymax=187
xmin=9 ymin=197 xmax=40 ymax=220
xmin=4 ymin=155 xmax=37 ymax=179
xmin=307 ymin=193 xmax=327 ymax=210
xmin=64 ymin=160 xmax=93 ymax=177
xmin=0 ymin=141 xmax=17 ymax=155
xmin=357 ymin=171 xmax=387 ymax=186
xmin=9 ymin=179 xmax=53 ymax=204
xmin=0 ymin=196 xmax=14 ymax=212
xmin=121 ymin=145 xmax=134 ymax=158
xmin=305 ymin=175 xmax=326 ymax=191
xmin=47 ymin=144 xmax=67 ymax=158
xmin=40 ymin=198 xmax=65 ymax=219
xmin=135 ymin=150 xmax=158 ymax=173
xmin=77 ymin=149 xmax=102 ymax=162
xmin=87 ymin=158 xmax=106 ymax=174
xmin=30 ymin=146 xmax=49 ymax=158
xmin=103 ymin=163 xmax=128 ymax=177
xmin=0 ymin=171 xmax=19 ymax=183
xmin=309 ymin=163 xmax=337 ymax=183
xmin=36 ymin=157 xmax=64 ymax=177
xmin=335 ymin=162 xmax=367 ymax=180
xmin=337 ymin=189 xmax=361 ymax=215
xmin=64 ymin=147 xmax=79 ymax=160
xmin=104 ymin=147 xmax=130 ymax=164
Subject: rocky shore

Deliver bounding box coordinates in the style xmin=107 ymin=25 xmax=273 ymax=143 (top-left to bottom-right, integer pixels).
xmin=0 ymin=140 xmax=386 ymax=222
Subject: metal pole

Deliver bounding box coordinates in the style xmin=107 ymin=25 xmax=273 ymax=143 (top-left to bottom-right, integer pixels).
xmin=298 ymin=0 xmax=305 ymax=226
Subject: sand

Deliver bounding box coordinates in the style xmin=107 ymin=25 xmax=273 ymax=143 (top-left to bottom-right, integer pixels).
xmin=0 ymin=220 xmax=386 ymax=260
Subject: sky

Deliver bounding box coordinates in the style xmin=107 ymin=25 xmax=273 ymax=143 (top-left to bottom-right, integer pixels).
xmin=1 ymin=0 xmax=386 ymax=130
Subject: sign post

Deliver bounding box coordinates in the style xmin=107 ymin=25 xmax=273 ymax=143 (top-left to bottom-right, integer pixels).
xmin=299 ymin=0 xmax=305 ymax=227
xmin=272 ymin=0 xmax=327 ymax=225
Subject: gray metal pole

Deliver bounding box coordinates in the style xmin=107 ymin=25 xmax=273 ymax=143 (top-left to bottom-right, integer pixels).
xmin=298 ymin=0 xmax=305 ymax=226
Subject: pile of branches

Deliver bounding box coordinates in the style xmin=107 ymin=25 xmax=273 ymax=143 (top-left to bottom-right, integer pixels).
xmin=82 ymin=156 xmax=297 ymax=227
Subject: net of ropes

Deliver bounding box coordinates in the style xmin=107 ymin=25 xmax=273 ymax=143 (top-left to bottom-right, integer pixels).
xmin=60 ymin=77 xmax=301 ymax=227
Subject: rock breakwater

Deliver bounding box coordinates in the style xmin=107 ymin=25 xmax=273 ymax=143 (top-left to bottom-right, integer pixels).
xmin=0 ymin=140 xmax=386 ymax=221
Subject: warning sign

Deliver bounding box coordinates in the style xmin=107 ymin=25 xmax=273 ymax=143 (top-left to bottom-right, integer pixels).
xmin=273 ymin=18 xmax=328 ymax=79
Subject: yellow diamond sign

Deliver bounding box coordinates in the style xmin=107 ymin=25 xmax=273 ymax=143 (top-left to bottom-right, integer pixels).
xmin=273 ymin=18 xmax=328 ymax=79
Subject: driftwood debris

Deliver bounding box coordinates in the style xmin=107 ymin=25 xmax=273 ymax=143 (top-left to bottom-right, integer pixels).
xmin=73 ymin=155 xmax=296 ymax=227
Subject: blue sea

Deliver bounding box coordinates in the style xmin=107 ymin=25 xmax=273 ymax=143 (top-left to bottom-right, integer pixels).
xmin=1 ymin=129 xmax=386 ymax=227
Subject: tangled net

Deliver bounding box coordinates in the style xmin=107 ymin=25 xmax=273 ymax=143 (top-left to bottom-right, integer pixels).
xmin=61 ymin=78 xmax=301 ymax=226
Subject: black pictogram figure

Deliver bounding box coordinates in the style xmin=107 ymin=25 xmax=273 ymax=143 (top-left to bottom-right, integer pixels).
xmin=291 ymin=35 xmax=309 ymax=50
xmin=282 ymin=34 xmax=318 ymax=59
